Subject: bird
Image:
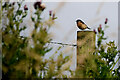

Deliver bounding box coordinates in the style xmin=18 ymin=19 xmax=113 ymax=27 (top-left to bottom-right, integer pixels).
xmin=76 ymin=19 xmax=91 ymax=30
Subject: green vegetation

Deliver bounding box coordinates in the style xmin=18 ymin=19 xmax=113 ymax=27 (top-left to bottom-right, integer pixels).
xmin=1 ymin=1 xmax=120 ymax=79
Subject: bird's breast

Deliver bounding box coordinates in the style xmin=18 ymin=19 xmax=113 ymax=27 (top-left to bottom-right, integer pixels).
xmin=81 ymin=24 xmax=87 ymax=29
xmin=77 ymin=23 xmax=87 ymax=30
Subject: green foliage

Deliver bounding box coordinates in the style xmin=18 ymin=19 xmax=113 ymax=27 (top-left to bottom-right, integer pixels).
xmin=95 ymin=41 xmax=119 ymax=78
xmin=2 ymin=1 xmax=120 ymax=79
xmin=94 ymin=25 xmax=120 ymax=78
xmin=97 ymin=26 xmax=107 ymax=47
xmin=74 ymin=23 xmax=120 ymax=79
xmin=2 ymin=2 xmax=70 ymax=79
xmin=2 ymin=2 xmax=29 ymax=79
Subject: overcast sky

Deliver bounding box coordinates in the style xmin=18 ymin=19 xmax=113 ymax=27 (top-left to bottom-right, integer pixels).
xmin=43 ymin=2 xmax=118 ymax=46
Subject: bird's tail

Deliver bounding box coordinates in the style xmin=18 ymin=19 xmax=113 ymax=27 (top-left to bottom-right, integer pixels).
xmin=87 ymin=27 xmax=91 ymax=29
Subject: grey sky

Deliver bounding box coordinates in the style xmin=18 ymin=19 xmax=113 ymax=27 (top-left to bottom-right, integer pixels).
xmin=43 ymin=2 xmax=118 ymax=45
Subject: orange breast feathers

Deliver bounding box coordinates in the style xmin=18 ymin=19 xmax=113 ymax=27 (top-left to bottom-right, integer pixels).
xmin=77 ymin=22 xmax=87 ymax=30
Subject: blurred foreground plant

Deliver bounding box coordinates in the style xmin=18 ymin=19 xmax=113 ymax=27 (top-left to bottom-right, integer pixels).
xmin=2 ymin=1 xmax=70 ymax=79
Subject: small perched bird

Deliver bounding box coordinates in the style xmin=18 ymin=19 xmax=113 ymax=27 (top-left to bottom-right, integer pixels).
xmin=76 ymin=19 xmax=90 ymax=30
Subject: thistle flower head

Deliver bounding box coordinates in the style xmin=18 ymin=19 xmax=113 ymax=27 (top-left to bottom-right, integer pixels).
xmin=93 ymin=29 xmax=97 ymax=34
xmin=12 ymin=2 xmax=15 ymax=5
xmin=24 ymin=5 xmax=28 ymax=10
xmin=52 ymin=12 xmax=55 ymax=20
xmin=40 ymin=3 xmax=46 ymax=11
xmin=105 ymin=18 xmax=108 ymax=24
xmin=49 ymin=10 xmax=52 ymax=16
xmin=34 ymin=1 xmax=45 ymax=11
xmin=34 ymin=1 xmax=41 ymax=9
xmin=98 ymin=24 xmax=102 ymax=33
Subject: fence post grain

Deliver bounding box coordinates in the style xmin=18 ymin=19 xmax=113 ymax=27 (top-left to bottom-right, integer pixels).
xmin=77 ymin=31 xmax=96 ymax=69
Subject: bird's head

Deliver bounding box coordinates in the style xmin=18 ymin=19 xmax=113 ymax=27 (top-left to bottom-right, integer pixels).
xmin=76 ymin=19 xmax=85 ymax=24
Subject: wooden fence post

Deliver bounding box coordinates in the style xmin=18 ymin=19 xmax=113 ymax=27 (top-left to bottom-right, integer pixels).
xmin=77 ymin=31 xmax=96 ymax=69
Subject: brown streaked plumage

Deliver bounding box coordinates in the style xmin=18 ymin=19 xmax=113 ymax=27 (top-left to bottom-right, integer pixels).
xmin=76 ymin=19 xmax=90 ymax=30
